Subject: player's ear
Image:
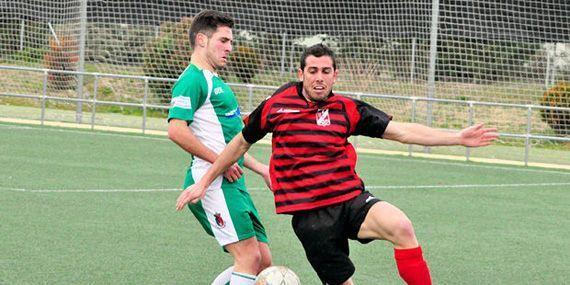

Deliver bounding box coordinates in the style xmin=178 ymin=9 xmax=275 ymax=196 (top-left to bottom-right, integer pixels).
xmin=196 ymin=33 xmax=207 ymax=48
xmin=297 ymin=68 xmax=303 ymax=81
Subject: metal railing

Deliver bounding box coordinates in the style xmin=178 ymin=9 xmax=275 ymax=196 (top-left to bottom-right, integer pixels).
xmin=1 ymin=65 xmax=569 ymax=167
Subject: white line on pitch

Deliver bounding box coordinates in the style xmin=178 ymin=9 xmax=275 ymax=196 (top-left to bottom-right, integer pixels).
xmin=0 ymin=186 xmax=27 ymax=192
xmin=31 ymin=188 xmax=181 ymax=193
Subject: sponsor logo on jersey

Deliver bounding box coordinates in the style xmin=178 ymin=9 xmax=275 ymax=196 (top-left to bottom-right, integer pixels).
xmin=276 ymin=108 xmax=300 ymax=113
xmin=214 ymin=87 xmax=224 ymax=95
xmin=170 ymin=96 xmax=192 ymax=109
xmin=214 ymin=213 xmax=225 ymax=228
xmin=224 ymin=107 xmax=241 ymax=118
xmin=316 ymin=108 xmax=330 ymax=126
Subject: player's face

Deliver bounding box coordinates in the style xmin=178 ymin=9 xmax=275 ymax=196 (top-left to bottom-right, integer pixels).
xmin=204 ymin=26 xmax=233 ymax=69
xmin=298 ymin=55 xmax=338 ymax=102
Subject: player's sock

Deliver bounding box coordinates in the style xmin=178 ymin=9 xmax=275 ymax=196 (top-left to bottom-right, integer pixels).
xmin=211 ymin=266 xmax=234 ymax=285
xmin=394 ymin=246 xmax=432 ymax=285
xmin=229 ymin=271 xmax=256 ymax=285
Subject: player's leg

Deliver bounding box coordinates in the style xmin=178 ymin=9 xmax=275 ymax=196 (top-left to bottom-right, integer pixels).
xmin=356 ymin=196 xmax=431 ymax=285
xmin=292 ymin=206 xmax=355 ymax=285
xmin=357 ymin=200 xmax=418 ymax=248
xmin=225 ymin=237 xmax=262 ymax=284
xmin=223 ymin=186 xmax=272 ymax=284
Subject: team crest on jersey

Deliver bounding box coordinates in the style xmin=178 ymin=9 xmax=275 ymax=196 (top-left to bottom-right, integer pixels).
xmin=214 ymin=213 xmax=225 ymax=228
xmin=316 ymin=108 xmax=330 ymax=126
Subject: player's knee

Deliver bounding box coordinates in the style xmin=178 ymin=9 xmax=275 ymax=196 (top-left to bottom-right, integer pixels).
xmin=259 ymin=254 xmax=272 ymax=272
xmin=392 ymin=217 xmax=417 ymax=246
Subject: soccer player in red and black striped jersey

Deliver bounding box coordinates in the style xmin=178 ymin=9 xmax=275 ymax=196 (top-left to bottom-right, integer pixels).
xmin=176 ymin=44 xmax=499 ymax=285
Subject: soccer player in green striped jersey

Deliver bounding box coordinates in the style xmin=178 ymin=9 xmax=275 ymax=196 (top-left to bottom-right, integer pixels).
xmin=167 ymin=10 xmax=272 ymax=285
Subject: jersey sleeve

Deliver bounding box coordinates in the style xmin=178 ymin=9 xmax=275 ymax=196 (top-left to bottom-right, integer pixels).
xmin=167 ymin=74 xmax=207 ymax=124
xmin=242 ymin=100 xmax=270 ymax=144
xmin=353 ymin=100 xmax=393 ymax=138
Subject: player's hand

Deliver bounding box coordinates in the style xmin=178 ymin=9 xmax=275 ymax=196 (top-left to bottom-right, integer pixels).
xmin=176 ymin=184 xmax=206 ymax=211
xmin=223 ymin=163 xmax=243 ymax=182
xmin=459 ymin=123 xmax=499 ymax=147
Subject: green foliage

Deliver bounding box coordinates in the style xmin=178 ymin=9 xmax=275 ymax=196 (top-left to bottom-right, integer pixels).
xmin=86 ymin=24 xmax=154 ymax=65
xmin=436 ymin=37 xmax=541 ymax=82
xmin=6 ymin=47 xmax=48 ymax=63
xmin=43 ymin=34 xmax=78 ymax=90
xmin=0 ymin=20 xmax=48 ymax=58
xmin=142 ymin=17 xmax=192 ymax=104
xmin=229 ymin=44 xmax=261 ymax=83
xmin=540 ymin=81 xmax=570 ymax=136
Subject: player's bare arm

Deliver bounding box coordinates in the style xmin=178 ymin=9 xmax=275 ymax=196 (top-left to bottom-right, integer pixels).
xmin=243 ymin=153 xmax=271 ymax=188
xmin=168 ymin=119 xmax=243 ymax=182
xmin=383 ymin=121 xmax=498 ymax=147
xmin=176 ymin=133 xmax=252 ymax=210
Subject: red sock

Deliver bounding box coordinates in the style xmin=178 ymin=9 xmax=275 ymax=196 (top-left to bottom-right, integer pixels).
xmin=394 ymin=246 xmax=432 ymax=285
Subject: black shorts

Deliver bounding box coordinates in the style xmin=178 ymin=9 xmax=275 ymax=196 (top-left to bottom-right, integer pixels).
xmin=291 ymin=190 xmax=381 ymax=285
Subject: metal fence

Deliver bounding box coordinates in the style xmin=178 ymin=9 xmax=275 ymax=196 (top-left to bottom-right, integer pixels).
xmin=1 ymin=64 xmax=569 ymax=169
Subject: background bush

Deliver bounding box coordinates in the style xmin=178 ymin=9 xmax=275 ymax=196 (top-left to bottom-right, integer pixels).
xmin=142 ymin=17 xmax=192 ymax=104
xmin=43 ymin=34 xmax=78 ymax=90
xmin=540 ymin=81 xmax=570 ymax=136
xmin=228 ymin=44 xmax=260 ymax=84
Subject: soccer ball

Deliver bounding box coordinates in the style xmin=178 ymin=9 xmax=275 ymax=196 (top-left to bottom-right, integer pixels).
xmin=255 ymin=266 xmax=301 ymax=285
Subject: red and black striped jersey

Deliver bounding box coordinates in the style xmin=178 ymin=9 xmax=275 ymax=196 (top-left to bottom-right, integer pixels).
xmin=242 ymin=82 xmax=392 ymax=214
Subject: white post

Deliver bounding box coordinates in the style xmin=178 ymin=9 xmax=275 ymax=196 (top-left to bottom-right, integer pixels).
xmin=76 ymin=0 xmax=87 ymax=123
xmin=425 ymin=0 xmax=440 ymax=154
xmin=91 ymin=74 xmax=99 ymax=130
xmin=466 ymin=102 xmax=474 ymax=161
xmin=20 ymin=19 xmax=25 ymax=51
xmin=544 ymin=46 xmax=551 ymax=89
xmin=289 ymin=44 xmax=296 ymax=72
xmin=427 ymin=0 xmax=440 ymax=128
xmin=410 ymin=37 xmax=416 ymax=84
xmin=280 ymin=32 xmax=287 ymax=76
xmin=524 ymin=106 xmax=532 ymax=166
xmin=142 ymin=78 xmax=149 ymax=134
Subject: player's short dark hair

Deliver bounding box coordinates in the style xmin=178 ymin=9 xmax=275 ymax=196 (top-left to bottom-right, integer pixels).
xmin=300 ymin=44 xmax=337 ymax=71
xmin=189 ymin=10 xmax=234 ymax=47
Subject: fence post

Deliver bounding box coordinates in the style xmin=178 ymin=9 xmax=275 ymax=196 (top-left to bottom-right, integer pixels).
xmin=427 ymin=0 xmax=440 ymax=129
xmin=91 ymin=74 xmax=99 ymax=130
xmin=408 ymin=97 xmax=417 ymax=156
xmin=524 ymin=106 xmax=532 ymax=166
xmin=410 ymin=37 xmax=416 ymax=84
xmin=41 ymin=70 xmax=48 ymax=125
xmin=544 ymin=47 xmax=551 ymax=89
xmin=76 ymin=0 xmax=88 ymax=123
xmin=20 ymin=19 xmax=25 ymax=51
xmin=142 ymin=78 xmax=149 ymax=134
xmin=280 ymin=32 xmax=287 ymax=76
xmin=466 ymin=102 xmax=474 ymax=161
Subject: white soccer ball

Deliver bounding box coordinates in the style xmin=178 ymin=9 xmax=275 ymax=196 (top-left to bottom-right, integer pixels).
xmin=255 ymin=266 xmax=301 ymax=285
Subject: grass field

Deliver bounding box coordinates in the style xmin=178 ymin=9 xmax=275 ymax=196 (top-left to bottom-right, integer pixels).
xmin=1 ymin=122 xmax=569 ymax=284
